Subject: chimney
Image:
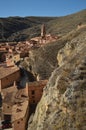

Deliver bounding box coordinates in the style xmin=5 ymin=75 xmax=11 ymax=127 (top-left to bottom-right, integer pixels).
xmin=13 ymin=81 xmax=16 ymax=87
xmin=25 ymin=82 xmax=28 ymax=96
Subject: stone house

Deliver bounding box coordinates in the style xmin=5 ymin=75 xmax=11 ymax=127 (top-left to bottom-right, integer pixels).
xmin=0 ymin=50 xmax=8 ymax=62
xmin=2 ymin=85 xmax=29 ymax=130
xmin=28 ymin=80 xmax=47 ymax=105
xmin=13 ymin=53 xmax=20 ymax=64
xmin=0 ymin=66 xmax=20 ymax=89
xmin=6 ymin=53 xmax=20 ymax=67
xmin=6 ymin=53 xmax=14 ymax=67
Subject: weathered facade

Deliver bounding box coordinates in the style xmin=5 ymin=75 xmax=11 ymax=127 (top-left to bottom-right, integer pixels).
xmin=6 ymin=53 xmax=20 ymax=67
xmin=0 ymin=67 xmax=20 ymax=89
xmin=28 ymin=80 xmax=47 ymax=104
xmin=13 ymin=101 xmax=29 ymax=130
xmin=2 ymin=85 xmax=29 ymax=130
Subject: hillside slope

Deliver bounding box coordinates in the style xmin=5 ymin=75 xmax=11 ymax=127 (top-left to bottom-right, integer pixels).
xmin=46 ymin=9 xmax=86 ymax=35
xmin=28 ymin=25 xmax=86 ymax=130
xmin=0 ymin=9 xmax=86 ymax=42
xmin=0 ymin=17 xmax=55 ymax=42
xmin=26 ymin=25 xmax=86 ymax=80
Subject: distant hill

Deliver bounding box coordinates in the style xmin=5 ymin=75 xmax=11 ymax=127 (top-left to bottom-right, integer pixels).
xmin=0 ymin=17 xmax=55 ymax=42
xmin=0 ymin=9 xmax=86 ymax=42
xmin=46 ymin=9 xmax=86 ymax=35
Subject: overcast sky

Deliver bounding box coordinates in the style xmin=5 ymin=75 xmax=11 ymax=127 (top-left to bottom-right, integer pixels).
xmin=0 ymin=0 xmax=86 ymax=17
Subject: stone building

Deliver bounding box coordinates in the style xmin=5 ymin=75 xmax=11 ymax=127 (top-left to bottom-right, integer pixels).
xmin=0 ymin=50 xmax=8 ymax=62
xmin=2 ymin=84 xmax=29 ymax=130
xmin=41 ymin=24 xmax=46 ymax=38
xmin=6 ymin=53 xmax=20 ymax=67
xmin=0 ymin=66 xmax=20 ymax=89
xmin=28 ymin=80 xmax=48 ymax=105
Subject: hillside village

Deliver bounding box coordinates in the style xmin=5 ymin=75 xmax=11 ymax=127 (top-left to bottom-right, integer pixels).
xmin=0 ymin=24 xmax=59 ymax=130
xmin=0 ymin=10 xmax=86 ymax=130
xmin=0 ymin=24 xmax=59 ymax=66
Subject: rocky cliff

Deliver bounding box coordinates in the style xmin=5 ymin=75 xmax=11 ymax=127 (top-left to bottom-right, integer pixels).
xmin=26 ymin=25 xmax=86 ymax=80
xmin=28 ymin=26 xmax=86 ymax=130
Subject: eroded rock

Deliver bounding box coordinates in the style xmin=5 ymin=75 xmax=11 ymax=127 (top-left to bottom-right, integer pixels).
xmin=28 ymin=27 xmax=86 ymax=130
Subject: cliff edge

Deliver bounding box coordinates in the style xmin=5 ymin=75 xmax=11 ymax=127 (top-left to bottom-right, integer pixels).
xmin=28 ymin=26 xmax=86 ymax=130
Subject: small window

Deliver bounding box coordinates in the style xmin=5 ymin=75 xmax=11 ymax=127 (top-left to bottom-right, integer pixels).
xmin=7 ymin=106 xmax=9 ymax=109
xmin=4 ymin=114 xmax=11 ymax=121
xmin=32 ymin=96 xmax=35 ymax=98
xmin=9 ymin=55 xmax=12 ymax=58
xmin=31 ymin=90 xmax=35 ymax=95
xmin=17 ymin=121 xmax=20 ymax=124
xmin=21 ymin=118 xmax=23 ymax=121
xmin=33 ymin=100 xmax=35 ymax=103
xmin=14 ymin=60 xmax=16 ymax=63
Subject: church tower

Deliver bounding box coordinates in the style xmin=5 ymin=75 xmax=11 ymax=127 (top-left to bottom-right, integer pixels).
xmin=41 ymin=24 xmax=46 ymax=38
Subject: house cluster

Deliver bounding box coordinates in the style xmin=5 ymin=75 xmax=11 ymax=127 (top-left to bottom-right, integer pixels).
xmin=0 ymin=25 xmax=55 ymax=71
xmin=0 ymin=24 xmax=59 ymax=129
xmin=0 ymin=62 xmax=47 ymax=130
xmin=31 ymin=24 xmax=60 ymax=45
xmin=0 ymin=42 xmax=31 ymax=67
xmin=0 ymin=24 xmax=60 ymax=67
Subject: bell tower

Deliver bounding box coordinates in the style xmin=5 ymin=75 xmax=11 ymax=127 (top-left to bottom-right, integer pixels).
xmin=41 ymin=24 xmax=46 ymax=38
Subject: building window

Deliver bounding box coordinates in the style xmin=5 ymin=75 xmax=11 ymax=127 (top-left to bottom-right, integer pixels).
xmin=7 ymin=106 xmax=9 ymax=109
xmin=17 ymin=121 xmax=20 ymax=124
xmin=31 ymin=90 xmax=35 ymax=95
xmin=33 ymin=100 xmax=35 ymax=103
xmin=4 ymin=115 xmax=11 ymax=121
xmin=32 ymin=96 xmax=35 ymax=98
xmin=21 ymin=118 xmax=23 ymax=121
xmin=9 ymin=55 xmax=12 ymax=58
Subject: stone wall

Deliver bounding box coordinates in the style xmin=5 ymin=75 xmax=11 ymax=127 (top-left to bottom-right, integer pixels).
xmin=3 ymin=103 xmax=12 ymax=115
xmin=28 ymin=80 xmax=47 ymax=104
xmin=13 ymin=118 xmax=26 ymax=130
xmin=1 ymin=70 xmax=20 ymax=89
xmin=13 ymin=101 xmax=29 ymax=130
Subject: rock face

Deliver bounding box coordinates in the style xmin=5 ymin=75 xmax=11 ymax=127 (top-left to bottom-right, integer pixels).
xmin=27 ymin=35 xmax=68 ymax=80
xmin=28 ymin=27 xmax=86 ymax=130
